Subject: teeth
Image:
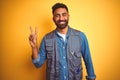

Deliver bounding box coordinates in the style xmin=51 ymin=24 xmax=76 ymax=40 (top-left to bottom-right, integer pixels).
xmin=59 ymin=22 xmax=65 ymax=24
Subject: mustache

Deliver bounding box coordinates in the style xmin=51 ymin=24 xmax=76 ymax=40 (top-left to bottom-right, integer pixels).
xmin=57 ymin=20 xmax=66 ymax=23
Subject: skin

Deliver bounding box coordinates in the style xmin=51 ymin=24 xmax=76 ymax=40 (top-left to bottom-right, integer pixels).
xmin=29 ymin=27 xmax=38 ymax=59
xmin=53 ymin=8 xmax=69 ymax=34
xmin=29 ymin=8 xmax=70 ymax=59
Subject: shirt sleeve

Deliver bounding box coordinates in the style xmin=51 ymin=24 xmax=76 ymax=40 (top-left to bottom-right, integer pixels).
xmin=80 ymin=32 xmax=96 ymax=79
xmin=32 ymin=37 xmax=46 ymax=68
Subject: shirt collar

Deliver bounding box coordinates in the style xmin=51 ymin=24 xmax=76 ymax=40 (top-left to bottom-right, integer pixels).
xmin=55 ymin=26 xmax=71 ymax=38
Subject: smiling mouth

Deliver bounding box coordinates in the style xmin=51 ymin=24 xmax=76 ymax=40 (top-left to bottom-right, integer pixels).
xmin=59 ymin=21 xmax=65 ymax=24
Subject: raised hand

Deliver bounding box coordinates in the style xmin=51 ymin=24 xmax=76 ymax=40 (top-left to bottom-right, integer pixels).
xmin=29 ymin=26 xmax=38 ymax=48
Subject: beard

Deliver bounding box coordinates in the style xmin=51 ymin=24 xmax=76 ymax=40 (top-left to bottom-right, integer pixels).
xmin=54 ymin=20 xmax=69 ymax=29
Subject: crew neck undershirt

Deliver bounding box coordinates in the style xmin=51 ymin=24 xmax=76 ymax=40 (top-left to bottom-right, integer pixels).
xmin=57 ymin=32 xmax=66 ymax=42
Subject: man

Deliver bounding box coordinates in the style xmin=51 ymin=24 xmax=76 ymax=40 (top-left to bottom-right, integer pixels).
xmin=29 ymin=3 xmax=96 ymax=80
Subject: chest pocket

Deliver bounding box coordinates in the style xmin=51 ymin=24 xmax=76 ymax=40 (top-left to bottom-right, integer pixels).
xmin=67 ymin=35 xmax=82 ymax=67
xmin=69 ymin=50 xmax=82 ymax=67
xmin=45 ymin=39 xmax=54 ymax=59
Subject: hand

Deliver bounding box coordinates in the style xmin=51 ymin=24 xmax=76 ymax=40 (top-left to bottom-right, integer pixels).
xmin=29 ymin=26 xmax=38 ymax=48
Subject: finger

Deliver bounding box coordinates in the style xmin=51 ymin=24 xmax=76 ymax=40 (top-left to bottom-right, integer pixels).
xmin=30 ymin=26 xmax=34 ymax=34
xmin=29 ymin=40 xmax=35 ymax=47
xmin=35 ymin=27 xmax=38 ymax=35
xmin=29 ymin=35 xmax=33 ymax=41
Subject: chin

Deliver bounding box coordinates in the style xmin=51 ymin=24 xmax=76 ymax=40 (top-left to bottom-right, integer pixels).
xmin=57 ymin=25 xmax=67 ymax=29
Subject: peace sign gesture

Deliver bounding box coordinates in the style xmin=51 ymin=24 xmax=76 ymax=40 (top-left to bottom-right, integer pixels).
xmin=29 ymin=27 xmax=38 ymax=48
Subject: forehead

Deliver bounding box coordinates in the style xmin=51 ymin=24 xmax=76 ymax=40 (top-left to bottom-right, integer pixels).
xmin=53 ymin=8 xmax=68 ymax=14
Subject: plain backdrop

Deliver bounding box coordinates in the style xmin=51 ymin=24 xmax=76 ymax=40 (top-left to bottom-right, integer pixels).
xmin=0 ymin=0 xmax=120 ymax=80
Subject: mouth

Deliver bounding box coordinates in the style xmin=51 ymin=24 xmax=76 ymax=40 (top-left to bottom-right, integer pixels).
xmin=59 ymin=21 xmax=65 ymax=24
xmin=58 ymin=20 xmax=66 ymax=24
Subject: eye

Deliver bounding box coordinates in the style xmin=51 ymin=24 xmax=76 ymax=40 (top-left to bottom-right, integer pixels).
xmin=54 ymin=14 xmax=59 ymax=18
xmin=62 ymin=13 xmax=67 ymax=17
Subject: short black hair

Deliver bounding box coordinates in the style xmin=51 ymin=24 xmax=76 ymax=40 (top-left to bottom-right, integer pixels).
xmin=52 ymin=3 xmax=69 ymax=14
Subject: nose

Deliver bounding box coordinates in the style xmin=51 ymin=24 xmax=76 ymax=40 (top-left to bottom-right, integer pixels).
xmin=59 ymin=15 xmax=64 ymax=20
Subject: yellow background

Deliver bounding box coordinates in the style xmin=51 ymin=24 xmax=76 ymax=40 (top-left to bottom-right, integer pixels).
xmin=0 ymin=0 xmax=120 ymax=80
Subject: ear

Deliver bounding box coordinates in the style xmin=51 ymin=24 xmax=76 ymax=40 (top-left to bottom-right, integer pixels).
xmin=68 ymin=14 xmax=70 ymax=17
xmin=53 ymin=17 xmax=55 ymax=22
xmin=68 ymin=14 xmax=70 ymax=19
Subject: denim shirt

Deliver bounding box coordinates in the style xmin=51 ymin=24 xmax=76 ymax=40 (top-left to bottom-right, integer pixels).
xmin=32 ymin=27 xmax=96 ymax=80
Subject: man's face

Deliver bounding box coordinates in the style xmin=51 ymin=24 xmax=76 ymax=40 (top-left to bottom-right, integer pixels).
xmin=53 ymin=8 xmax=69 ymax=29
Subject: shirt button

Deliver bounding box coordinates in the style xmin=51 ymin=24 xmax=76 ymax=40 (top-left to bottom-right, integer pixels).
xmin=64 ymin=76 xmax=66 ymax=79
xmin=63 ymin=66 xmax=66 ymax=69
xmin=63 ymin=46 xmax=65 ymax=49
xmin=63 ymin=56 xmax=65 ymax=59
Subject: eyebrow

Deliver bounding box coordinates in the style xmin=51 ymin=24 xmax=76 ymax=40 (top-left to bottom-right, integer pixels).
xmin=54 ymin=12 xmax=68 ymax=15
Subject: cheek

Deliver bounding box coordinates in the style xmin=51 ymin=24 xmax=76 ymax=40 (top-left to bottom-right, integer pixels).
xmin=53 ymin=18 xmax=59 ymax=23
xmin=66 ymin=16 xmax=69 ymax=20
xmin=64 ymin=16 xmax=69 ymax=21
xmin=53 ymin=18 xmax=56 ymax=22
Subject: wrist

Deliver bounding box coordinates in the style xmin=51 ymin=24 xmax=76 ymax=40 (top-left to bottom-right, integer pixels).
xmin=31 ymin=45 xmax=38 ymax=49
xmin=31 ymin=45 xmax=38 ymax=58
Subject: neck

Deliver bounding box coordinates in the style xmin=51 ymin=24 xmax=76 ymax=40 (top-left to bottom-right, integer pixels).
xmin=57 ymin=26 xmax=68 ymax=34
